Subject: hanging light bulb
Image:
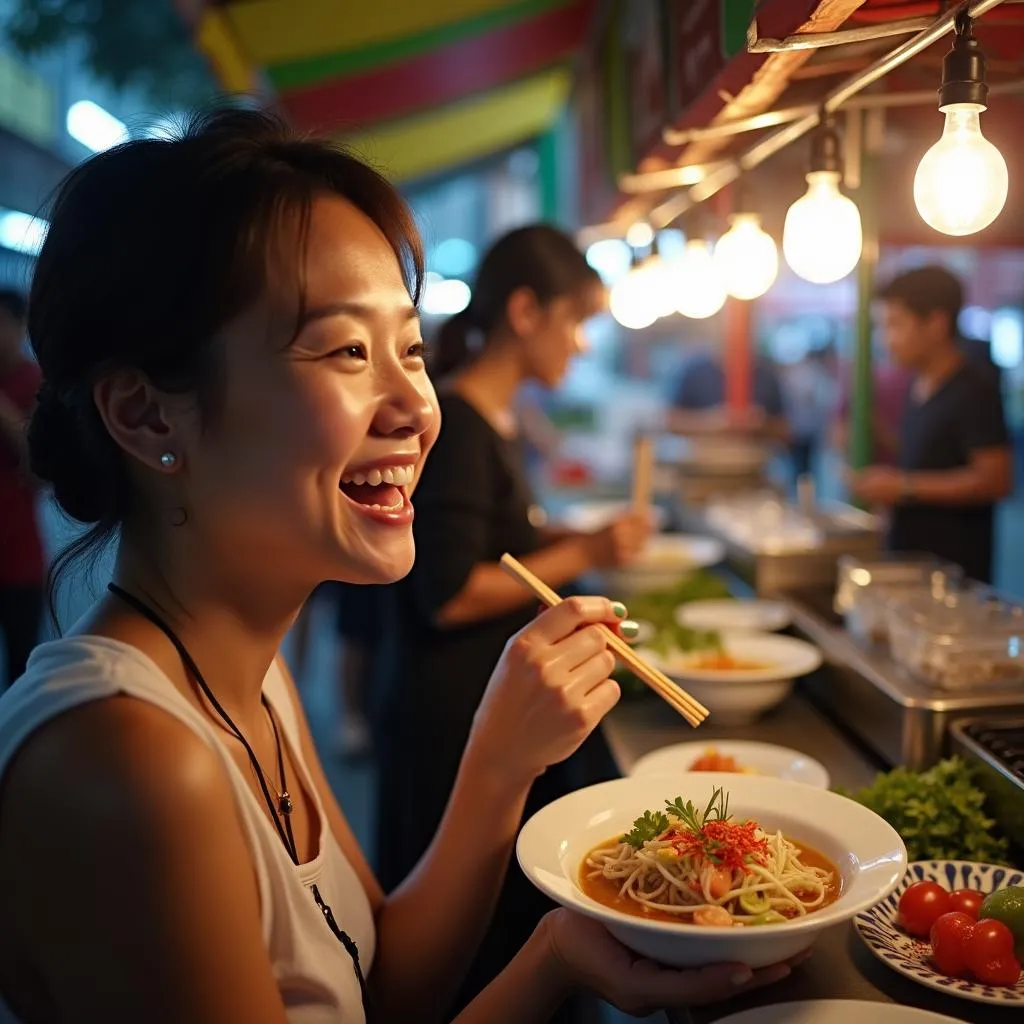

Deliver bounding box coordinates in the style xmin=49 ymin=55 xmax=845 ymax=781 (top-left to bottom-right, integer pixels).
xmin=783 ymin=117 xmax=862 ymax=285
xmin=913 ymin=12 xmax=1007 ymax=236
xmin=637 ymin=235 xmax=677 ymax=319
xmin=676 ymin=236 xmax=727 ymax=319
xmin=713 ymin=213 xmax=779 ymax=300
xmin=610 ymin=247 xmax=657 ymax=330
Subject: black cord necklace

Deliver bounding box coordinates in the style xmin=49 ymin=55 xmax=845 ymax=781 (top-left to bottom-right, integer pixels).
xmin=107 ymin=583 xmax=371 ymax=1018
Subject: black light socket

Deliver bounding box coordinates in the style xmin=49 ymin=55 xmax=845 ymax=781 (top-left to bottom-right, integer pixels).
xmin=939 ymin=13 xmax=989 ymax=109
xmin=808 ymin=116 xmax=843 ymax=175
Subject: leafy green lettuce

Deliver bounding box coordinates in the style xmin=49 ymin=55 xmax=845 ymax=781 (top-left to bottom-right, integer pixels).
xmin=837 ymin=758 xmax=1010 ymax=864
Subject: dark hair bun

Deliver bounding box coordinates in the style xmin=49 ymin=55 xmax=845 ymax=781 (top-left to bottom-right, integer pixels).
xmin=28 ymin=389 xmax=117 ymax=524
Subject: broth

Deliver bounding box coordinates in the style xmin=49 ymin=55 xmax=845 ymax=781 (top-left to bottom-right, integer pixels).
xmin=579 ymin=836 xmax=841 ymax=925
xmin=689 ymin=655 xmax=770 ymax=671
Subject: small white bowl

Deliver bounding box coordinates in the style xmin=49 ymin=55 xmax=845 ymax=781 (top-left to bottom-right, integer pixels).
xmin=640 ymin=632 xmax=823 ymax=725
xmin=517 ymin=772 xmax=907 ymax=971
xmin=631 ymin=741 xmax=830 ymax=789
xmin=601 ymin=534 xmax=726 ymax=594
xmin=676 ymin=599 xmax=791 ymax=633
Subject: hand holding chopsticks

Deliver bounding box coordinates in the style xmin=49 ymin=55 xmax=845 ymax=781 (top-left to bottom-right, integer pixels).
xmin=499 ymin=553 xmax=709 ymax=728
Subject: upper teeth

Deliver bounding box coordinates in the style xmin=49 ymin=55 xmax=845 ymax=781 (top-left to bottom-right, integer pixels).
xmin=342 ymin=465 xmax=414 ymax=487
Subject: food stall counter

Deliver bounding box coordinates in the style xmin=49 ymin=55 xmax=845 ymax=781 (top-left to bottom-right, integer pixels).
xmin=601 ymin=696 xmax=1022 ymax=1024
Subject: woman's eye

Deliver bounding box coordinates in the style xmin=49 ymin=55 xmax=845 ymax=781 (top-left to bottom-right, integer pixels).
xmin=330 ymin=344 xmax=367 ymax=360
xmin=406 ymin=341 xmax=426 ymax=359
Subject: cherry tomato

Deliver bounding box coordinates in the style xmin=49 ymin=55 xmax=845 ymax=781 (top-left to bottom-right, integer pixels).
xmin=965 ymin=918 xmax=1023 ymax=987
xmin=930 ymin=911 xmax=975 ymax=977
xmin=899 ymin=881 xmax=952 ymax=939
xmin=948 ymin=889 xmax=985 ymax=920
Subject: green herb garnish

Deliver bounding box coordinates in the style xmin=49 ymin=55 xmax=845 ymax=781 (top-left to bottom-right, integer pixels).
xmin=622 ymin=788 xmax=732 ymax=849
xmin=836 ymin=757 xmax=1010 ymax=864
xmin=665 ymin=787 xmax=732 ymax=832
xmin=622 ymin=809 xmax=670 ymax=848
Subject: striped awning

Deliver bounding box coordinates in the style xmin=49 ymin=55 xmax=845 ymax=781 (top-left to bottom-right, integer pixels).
xmin=184 ymin=1 xmax=594 ymax=183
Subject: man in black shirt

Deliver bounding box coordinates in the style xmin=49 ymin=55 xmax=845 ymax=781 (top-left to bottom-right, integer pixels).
xmin=850 ymin=266 xmax=1013 ymax=582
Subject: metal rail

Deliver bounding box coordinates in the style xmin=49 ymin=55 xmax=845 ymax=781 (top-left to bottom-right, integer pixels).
xmin=747 ymin=15 xmax=934 ymax=53
xmin=650 ymin=0 xmax=1008 ymax=228
xmin=662 ymin=78 xmax=1024 ymax=148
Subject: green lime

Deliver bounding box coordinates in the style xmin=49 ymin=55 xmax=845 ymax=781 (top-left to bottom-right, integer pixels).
xmin=979 ymin=885 xmax=1024 ymax=960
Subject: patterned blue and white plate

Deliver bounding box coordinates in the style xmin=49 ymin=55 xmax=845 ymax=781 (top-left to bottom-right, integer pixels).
xmin=855 ymin=860 xmax=1024 ymax=1006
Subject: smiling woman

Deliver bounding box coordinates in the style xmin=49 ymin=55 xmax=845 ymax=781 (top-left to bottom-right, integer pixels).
xmin=0 ymin=107 xmax=798 ymax=1024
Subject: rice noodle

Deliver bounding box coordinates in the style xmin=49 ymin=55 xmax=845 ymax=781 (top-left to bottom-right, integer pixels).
xmin=585 ymin=817 xmax=834 ymax=923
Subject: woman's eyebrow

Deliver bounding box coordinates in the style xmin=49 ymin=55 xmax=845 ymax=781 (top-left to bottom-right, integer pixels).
xmin=300 ymin=301 xmax=419 ymax=326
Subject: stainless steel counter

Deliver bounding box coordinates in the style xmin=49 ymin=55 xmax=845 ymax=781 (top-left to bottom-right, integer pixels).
xmin=787 ymin=589 xmax=1024 ymax=770
xmin=601 ymin=695 xmax=1022 ymax=1024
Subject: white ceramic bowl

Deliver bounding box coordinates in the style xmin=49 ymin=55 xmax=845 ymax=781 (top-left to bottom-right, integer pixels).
xmin=640 ymin=632 xmax=823 ymax=725
xmin=719 ymin=1002 xmax=964 ymax=1024
xmin=676 ymin=599 xmax=791 ymax=633
xmin=517 ymin=772 xmax=907 ymax=971
xmin=631 ymin=741 xmax=830 ymax=789
xmin=562 ymin=500 xmax=669 ymax=533
xmin=601 ymin=534 xmax=726 ymax=594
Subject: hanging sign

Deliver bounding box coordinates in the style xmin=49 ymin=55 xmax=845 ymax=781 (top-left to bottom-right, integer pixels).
xmin=625 ymin=1 xmax=669 ymax=163
xmin=665 ymin=0 xmax=758 ymax=123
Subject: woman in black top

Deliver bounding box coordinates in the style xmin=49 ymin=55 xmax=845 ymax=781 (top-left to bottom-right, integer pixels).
xmin=373 ymin=225 xmax=651 ymax=1019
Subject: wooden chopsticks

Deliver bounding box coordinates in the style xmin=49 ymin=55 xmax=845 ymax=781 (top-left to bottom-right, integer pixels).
xmin=500 ymin=553 xmax=709 ymax=728
xmin=632 ymin=434 xmax=654 ymax=514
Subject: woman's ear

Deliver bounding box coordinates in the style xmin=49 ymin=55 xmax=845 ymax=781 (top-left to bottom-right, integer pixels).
xmin=504 ymin=286 xmax=543 ymax=339
xmin=93 ymin=371 xmax=190 ymax=472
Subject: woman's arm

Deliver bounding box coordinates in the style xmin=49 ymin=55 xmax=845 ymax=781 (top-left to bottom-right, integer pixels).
xmin=437 ymin=509 xmax=651 ymax=628
xmin=0 ymin=697 xmax=289 ymax=1024
xmin=281 ymin=658 xmax=541 ymax=1020
xmin=451 ymin=924 xmax=569 ymax=1023
xmin=435 ymin=533 xmax=594 ymax=626
xmin=281 ymin=598 xmax=623 ymax=1023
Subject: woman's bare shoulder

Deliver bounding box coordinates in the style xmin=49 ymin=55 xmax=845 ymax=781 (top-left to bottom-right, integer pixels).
xmin=0 ymin=697 xmax=286 ymax=1024
xmin=2 ymin=695 xmax=232 ymax=847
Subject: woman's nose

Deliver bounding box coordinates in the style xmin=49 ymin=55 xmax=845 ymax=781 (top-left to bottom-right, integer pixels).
xmin=372 ymin=371 xmax=436 ymax=439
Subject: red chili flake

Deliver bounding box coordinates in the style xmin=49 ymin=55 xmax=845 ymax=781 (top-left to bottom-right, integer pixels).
xmin=664 ymin=820 xmax=769 ymax=875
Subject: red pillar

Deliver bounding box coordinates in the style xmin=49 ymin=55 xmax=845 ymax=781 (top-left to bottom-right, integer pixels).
xmin=724 ymin=296 xmax=752 ymax=414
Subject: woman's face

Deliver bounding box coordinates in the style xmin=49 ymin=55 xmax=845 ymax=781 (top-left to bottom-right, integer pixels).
xmin=520 ymin=282 xmax=606 ymax=389
xmin=182 ymin=196 xmax=439 ymax=588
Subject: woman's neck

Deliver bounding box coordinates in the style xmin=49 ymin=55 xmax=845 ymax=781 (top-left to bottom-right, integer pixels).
xmin=450 ymin=343 xmax=524 ymax=437
xmin=89 ymin=536 xmax=306 ymax=732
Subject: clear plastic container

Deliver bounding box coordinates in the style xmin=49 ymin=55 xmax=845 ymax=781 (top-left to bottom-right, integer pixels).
xmin=835 ymin=553 xmax=962 ymax=646
xmin=887 ymin=588 xmax=1024 ymax=690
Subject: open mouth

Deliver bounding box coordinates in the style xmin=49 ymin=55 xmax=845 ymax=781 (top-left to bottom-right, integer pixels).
xmin=339 ymin=464 xmax=414 ymax=513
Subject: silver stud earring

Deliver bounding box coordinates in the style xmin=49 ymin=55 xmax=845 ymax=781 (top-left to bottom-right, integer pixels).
xmin=159 ymin=452 xmax=177 ymax=468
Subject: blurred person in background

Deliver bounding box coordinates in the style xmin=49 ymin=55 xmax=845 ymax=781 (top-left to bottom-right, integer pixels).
xmin=667 ymin=345 xmax=790 ymax=444
xmin=782 ymin=345 xmax=838 ymax=483
xmin=0 ymin=288 xmax=43 ymax=688
xmin=832 ymin=349 xmax=913 ymax=468
xmin=834 ymin=266 xmax=1000 ymax=468
xmin=373 ymin=225 xmax=652 ymax=1022
xmin=850 ymin=266 xmax=1013 ymax=582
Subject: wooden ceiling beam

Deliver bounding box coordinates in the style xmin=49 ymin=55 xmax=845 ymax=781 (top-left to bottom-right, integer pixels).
xmin=676 ymin=0 xmax=869 ymax=166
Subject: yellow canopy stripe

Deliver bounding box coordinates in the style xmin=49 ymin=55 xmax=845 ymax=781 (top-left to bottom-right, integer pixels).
xmin=222 ymin=0 xmax=519 ymax=67
xmin=196 ymin=8 xmax=259 ymax=94
xmin=339 ymin=67 xmax=570 ymax=183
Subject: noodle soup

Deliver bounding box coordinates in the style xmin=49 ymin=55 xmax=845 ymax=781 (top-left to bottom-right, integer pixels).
xmin=580 ymin=787 xmax=841 ymax=928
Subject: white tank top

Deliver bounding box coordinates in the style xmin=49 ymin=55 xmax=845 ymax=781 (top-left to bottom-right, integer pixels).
xmin=0 ymin=635 xmax=375 ymax=1023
